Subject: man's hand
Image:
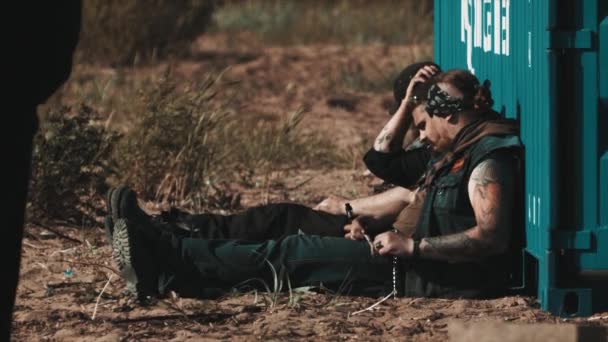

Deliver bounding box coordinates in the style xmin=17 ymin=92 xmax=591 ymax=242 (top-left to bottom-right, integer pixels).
xmin=403 ymin=65 xmax=439 ymax=105
xmin=344 ymin=218 xmax=366 ymax=240
xmin=374 ymin=65 xmax=439 ymax=153
xmin=373 ymin=231 xmax=413 ymax=257
xmin=314 ymin=195 xmax=348 ymax=216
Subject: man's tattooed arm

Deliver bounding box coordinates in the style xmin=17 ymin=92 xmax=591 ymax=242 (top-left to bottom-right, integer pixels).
xmin=419 ymin=155 xmax=515 ymax=262
xmin=373 ymin=102 xmax=414 ymax=152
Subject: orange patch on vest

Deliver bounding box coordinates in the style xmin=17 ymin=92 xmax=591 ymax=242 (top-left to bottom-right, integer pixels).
xmin=450 ymin=158 xmax=465 ymax=173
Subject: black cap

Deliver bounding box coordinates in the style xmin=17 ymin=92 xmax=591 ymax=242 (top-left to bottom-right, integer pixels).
xmin=389 ymin=61 xmax=441 ymax=115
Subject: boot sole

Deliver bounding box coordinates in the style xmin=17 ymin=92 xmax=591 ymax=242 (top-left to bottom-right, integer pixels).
xmin=112 ymin=218 xmax=160 ymax=302
xmin=104 ymin=185 xmax=130 ymax=242
xmin=112 ymin=219 xmax=139 ymax=297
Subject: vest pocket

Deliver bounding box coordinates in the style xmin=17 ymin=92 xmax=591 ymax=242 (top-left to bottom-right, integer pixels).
xmin=432 ymin=171 xmax=466 ymax=213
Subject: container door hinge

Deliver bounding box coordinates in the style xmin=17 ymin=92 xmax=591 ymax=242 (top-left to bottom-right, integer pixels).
xmin=548 ymin=29 xmax=593 ymax=49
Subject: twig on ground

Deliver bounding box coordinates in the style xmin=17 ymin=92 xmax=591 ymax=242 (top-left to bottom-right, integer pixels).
xmin=36 ymin=262 xmax=49 ymax=271
xmin=22 ymin=241 xmax=42 ymax=249
xmin=287 ymin=176 xmax=315 ymax=191
xmin=350 ymin=290 xmax=396 ymax=316
xmin=47 ymin=281 xmax=95 ymax=289
xmin=70 ymin=260 xmax=121 ymax=276
xmin=112 ymin=312 xmax=233 ymax=325
xmin=29 ymin=221 xmax=83 ymax=244
xmin=92 ymin=274 xmax=113 ymax=320
xmin=158 ymin=298 xmax=206 ymax=328
xmin=50 ymin=247 xmax=77 ymax=257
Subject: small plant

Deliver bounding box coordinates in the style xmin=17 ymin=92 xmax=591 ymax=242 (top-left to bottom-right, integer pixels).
xmin=112 ymin=69 xmax=232 ymax=205
xmin=231 ymin=258 xmax=291 ymax=310
xmin=112 ymin=69 xmax=347 ymax=210
xmin=29 ymin=105 xmax=119 ymax=224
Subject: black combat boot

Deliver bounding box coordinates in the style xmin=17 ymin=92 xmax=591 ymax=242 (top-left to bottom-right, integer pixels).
xmin=112 ymin=217 xmax=172 ymax=302
xmin=104 ymin=185 xmax=152 ymax=242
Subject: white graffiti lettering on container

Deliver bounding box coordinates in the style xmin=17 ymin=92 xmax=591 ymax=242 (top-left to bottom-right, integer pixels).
xmin=461 ymin=0 xmax=510 ymax=73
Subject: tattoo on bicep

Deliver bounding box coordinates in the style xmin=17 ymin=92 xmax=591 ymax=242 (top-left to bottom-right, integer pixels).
xmin=471 ymin=157 xmax=515 ymax=252
xmin=470 ymin=158 xmax=513 ymax=230
xmin=470 ymin=159 xmax=501 ymax=186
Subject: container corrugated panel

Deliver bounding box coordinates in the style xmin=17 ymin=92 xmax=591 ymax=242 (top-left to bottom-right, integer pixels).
xmin=434 ymin=0 xmax=608 ymax=316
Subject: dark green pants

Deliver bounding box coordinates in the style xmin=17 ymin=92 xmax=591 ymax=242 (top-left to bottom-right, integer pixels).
xmin=160 ymin=203 xmax=349 ymax=240
xmin=160 ymin=234 xmax=394 ymax=298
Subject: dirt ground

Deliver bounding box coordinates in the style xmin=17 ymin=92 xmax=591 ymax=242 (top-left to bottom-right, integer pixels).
xmin=13 ymin=33 xmax=608 ymax=341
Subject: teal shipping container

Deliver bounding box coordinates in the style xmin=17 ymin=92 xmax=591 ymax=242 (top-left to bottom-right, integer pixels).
xmin=433 ymin=0 xmax=607 ymax=316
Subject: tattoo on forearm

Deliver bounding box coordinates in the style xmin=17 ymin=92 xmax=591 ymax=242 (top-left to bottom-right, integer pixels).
xmin=374 ymin=115 xmax=410 ymax=151
xmin=374 ymin=133 xmax=393 ymax=150
xmin=422 ymin=233 xmax=493 ymax=261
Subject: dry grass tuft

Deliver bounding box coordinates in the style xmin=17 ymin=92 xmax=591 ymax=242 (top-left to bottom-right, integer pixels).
xmin=212 ymin=0 xmax=433 ymax=46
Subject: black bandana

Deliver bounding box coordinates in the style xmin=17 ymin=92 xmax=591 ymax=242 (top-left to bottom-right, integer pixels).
xmin=425 ymin=84 xmax=469 ymax=116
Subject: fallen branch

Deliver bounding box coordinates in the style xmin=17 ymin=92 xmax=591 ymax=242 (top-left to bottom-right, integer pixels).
xmin=29 ymin=221 xmax=83 ymax=244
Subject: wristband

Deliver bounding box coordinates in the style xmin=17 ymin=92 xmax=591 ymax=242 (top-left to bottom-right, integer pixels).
xmin=345 ymin=203 xmax=354 ymax=220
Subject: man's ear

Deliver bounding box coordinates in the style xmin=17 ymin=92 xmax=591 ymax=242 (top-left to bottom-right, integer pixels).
xmin=446 ymin=113 xmax=458 ymax=124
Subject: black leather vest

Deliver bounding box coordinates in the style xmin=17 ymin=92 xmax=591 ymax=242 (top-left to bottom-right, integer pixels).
xmin=403 ymin=135 xmax=523 ymax=298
